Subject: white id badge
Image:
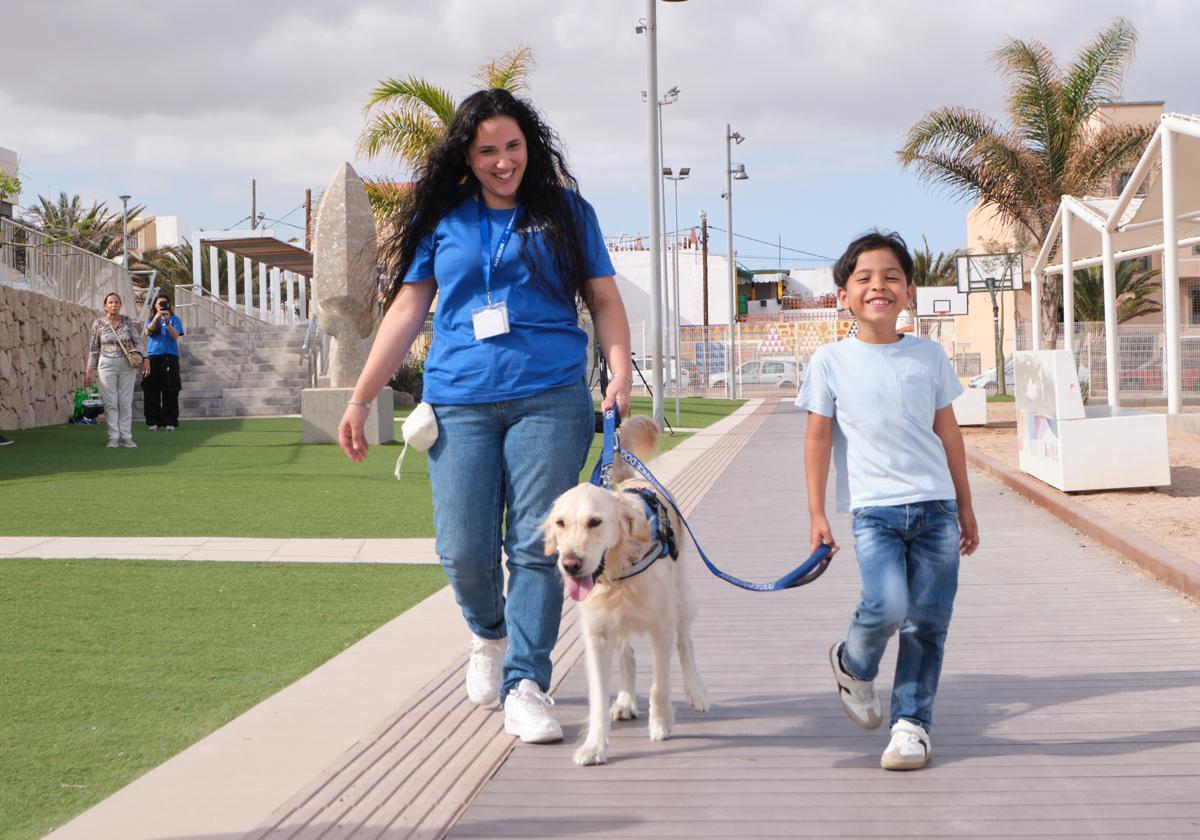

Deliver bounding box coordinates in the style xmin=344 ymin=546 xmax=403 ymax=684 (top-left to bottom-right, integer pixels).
xmin=472 ymin=301 xmax=510 ymax=340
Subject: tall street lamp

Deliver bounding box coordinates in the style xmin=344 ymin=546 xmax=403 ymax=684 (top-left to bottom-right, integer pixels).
xmin=638 ymin=0 xmax=686 ymax=429
xmin=664 ymin=166 xmax=689 ymax=424
xmin=723 ymin=126 xmax=747 ymax=399
xmin=118 ymin=194 xmax=131 ymax=268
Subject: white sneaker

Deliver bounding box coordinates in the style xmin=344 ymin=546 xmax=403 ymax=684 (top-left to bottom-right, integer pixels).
xmin=164 ymin=425 xmax=176 ymax=431
xmin=106 ymin=439 xmax=120 ymax=448
xmin=829 ymin=642 xmax=882 ymax=729
xmin=121 ymin=439 xmax=138 ymax=448
xmin=503 ymin=679 xmax=563 ymax=743
xmin=465 ymin=635 xmax=506 ymax=705
xmin=881 ymin=719 xmax=932 ymax=770
xmin=148 ymin=425 xmax=159 ymax=431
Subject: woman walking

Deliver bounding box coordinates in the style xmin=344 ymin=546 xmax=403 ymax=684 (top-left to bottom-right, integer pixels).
xmin=85 ymin=292 xmax=143 ymax=448
xmin=339 ymin=89 xmax=633 ymax=743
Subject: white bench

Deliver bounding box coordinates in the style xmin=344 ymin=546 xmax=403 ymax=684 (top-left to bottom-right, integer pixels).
xmin=953 ymin=388 xmax=988 ymax=426
xmin=1014 ymin=350 xmax=1170 ymax=492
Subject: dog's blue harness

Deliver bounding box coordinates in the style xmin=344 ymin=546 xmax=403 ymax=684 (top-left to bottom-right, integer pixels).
xmin=617 ymin=487 xmax=679 ymax=580
xmin=589 ymin=407 xmax=832 ymax=592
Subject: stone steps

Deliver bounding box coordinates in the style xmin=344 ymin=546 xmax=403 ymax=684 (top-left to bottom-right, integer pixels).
xmin=133 ymin=323 xmax=311 ymax=418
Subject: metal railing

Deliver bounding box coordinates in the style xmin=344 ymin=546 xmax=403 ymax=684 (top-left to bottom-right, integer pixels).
xmin=300 ymin=316 xmax=329 ymax=387
xmin=174 ymin=284 xmax=270 ymax=330
xmin=0 ymin=216 xmax=135 ymax=309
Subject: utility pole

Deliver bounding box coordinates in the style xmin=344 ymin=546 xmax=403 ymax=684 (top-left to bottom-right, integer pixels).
xmin=251 ymin=179 xmax=257 ymax=230
xmin=700 ymin=210 xmax=709 ymax=326
xmin=304 ymin=189 xmax=313 ymax=251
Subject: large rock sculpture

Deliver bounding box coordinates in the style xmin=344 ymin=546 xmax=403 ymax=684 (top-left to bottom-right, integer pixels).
xmin=311 ymin=162 xmax=377 ymax=388
xmin=302 ymin=162 xmax=393 ymax=444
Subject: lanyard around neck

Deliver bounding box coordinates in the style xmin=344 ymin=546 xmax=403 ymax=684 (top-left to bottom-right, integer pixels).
xmin=478 ymin=194 xmax=519 ymax=304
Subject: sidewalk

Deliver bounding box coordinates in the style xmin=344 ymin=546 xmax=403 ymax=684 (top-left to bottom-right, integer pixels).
xmin=26 ymin=398 xmax=1200 ymax=838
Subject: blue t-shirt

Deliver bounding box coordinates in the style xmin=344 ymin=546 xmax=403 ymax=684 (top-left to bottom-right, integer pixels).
xmin=144 ymin=314 xmax=184 ymax=356
xmin=795 ymin=335 xmax=962 ymax=512
xmin=403 ymin=191 xmax=615 ymax=405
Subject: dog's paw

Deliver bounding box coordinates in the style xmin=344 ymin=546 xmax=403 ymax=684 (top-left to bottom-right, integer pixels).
xmin=574 ymin=742 xmax=608 ymax=766
xmin=686 ymin=685 xmax=710 ymax=712
xmin=648 ymin=710 xmax=673 ymax=741
xmin=610 ymin=692 xmax=639 ymax=721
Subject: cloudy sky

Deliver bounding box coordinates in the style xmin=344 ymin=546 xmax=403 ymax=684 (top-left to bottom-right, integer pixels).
xmin=3 ymin=0 xmax=1196 ymax=268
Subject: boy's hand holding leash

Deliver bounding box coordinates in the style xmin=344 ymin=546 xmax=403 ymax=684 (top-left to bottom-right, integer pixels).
xmin=809 ymin=514 xmax=839 ymax=557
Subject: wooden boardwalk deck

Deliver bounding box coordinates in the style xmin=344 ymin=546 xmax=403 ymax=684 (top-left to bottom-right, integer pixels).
xmin=448 ymin=401 xmax=1200 ymax=839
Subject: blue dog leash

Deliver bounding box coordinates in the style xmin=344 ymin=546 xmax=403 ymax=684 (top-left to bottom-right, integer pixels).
xmin=589 ymin=407 xmax=832 ymax=591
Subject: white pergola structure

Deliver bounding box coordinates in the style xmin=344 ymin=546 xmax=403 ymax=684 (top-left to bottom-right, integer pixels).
xmin=191 ymin=229 xmax=313 ymax=325
xmin=1030 ymin=113 xmax=1200 ymax=415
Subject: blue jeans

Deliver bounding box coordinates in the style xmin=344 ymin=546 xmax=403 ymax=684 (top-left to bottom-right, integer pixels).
xmin=841 ymin=501 xmax=960 ymax=730
xmin=427 ymin=379 xmax=594 ymax=700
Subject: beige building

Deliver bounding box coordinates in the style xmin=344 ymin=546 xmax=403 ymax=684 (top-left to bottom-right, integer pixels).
xmin=0 ymin=145 xmax=19 ymax=219
xmin=957 ymin=101 xmax=1200 ymax=376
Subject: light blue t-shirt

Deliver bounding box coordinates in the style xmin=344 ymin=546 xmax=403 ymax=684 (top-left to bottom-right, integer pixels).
xmin=795 ymin=335 xmax=963 ymax=513
xmin=144 ymin=314 xmax=184 ymax=356
xmin=404 ymin=191 xmax=615 ymax=405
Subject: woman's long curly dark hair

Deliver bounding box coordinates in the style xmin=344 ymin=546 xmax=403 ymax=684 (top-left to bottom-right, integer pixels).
xmin=381 ymin=88 xmax=592 ymax=311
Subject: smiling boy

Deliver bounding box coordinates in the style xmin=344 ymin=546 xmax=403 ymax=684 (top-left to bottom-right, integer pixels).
xmin=796 ymin=230 xmax=979 ymax=770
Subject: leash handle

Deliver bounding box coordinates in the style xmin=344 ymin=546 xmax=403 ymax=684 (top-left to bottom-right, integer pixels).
xmin=589 ymin=406 xmax=621 ymax=488
xmin=587 ymin=410 xmax=832 ymax=591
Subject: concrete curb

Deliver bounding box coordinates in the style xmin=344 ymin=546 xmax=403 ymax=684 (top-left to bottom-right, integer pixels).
xmin=965 ymin=446 xmax=1200 ymax=602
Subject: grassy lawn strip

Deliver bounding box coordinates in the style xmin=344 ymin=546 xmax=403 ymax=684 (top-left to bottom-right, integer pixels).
xmin=1 ymin=397 xmax=742 ymax=539
xmin=0 ymin=559 xmax=445 ymax=840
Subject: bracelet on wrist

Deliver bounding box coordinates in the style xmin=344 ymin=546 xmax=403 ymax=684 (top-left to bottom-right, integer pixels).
xmin=611 ymin=373 xmax=633 ymax=386
xmin=347 ymin=399 xmax=371 ymax=409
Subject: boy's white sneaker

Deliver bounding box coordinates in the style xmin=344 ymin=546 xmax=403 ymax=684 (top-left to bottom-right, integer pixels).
xmin=503 ymin=679 xmax=563 ymax=743
xmin=881 ymin=719 xmax=932 ymax=770
xmin=829 ymin=642 xmax=882 ymax=729
xmin=148 ymin=425 xmax=159 ymax=431
xmin=465 ymin=635 xmax=506 ymax=705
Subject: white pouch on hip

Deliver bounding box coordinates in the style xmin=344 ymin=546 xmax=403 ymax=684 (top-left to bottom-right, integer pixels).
xmin=395 ymin=401 xmax=438 ymax=479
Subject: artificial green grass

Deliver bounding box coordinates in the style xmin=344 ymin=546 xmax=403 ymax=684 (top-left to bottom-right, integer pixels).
xmin=0 ymin=558 xmax=446 ymax=840
xmin=0 ymin=419 xmax=431 ymax=538
xmin=987 ymin=394 xmax=1016 ymax=402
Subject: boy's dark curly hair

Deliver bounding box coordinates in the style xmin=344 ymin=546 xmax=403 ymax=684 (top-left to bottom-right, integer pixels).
xmin=833 ymin=230 xmax=914 ymax=288
xmin=381 ymin=88 xmax=591 ymax=311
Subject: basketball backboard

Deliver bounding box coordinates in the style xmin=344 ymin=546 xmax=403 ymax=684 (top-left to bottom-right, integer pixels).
xmin=956 ymin=253 xmax=1024 ymax=294
xmin=915 ymin=286 xmax=968 ymax=318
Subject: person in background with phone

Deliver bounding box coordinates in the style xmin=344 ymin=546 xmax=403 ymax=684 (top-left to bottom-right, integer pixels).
xmin=142 ymin=292 xmax=184 ymax=431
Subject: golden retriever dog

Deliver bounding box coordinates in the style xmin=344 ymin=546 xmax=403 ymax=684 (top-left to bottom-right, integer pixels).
xmin=542 ymin=415 xmax=708 ymax=766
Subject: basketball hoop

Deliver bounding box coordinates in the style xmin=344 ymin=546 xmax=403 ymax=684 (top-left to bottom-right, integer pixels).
xmin=933 ymin=305 xmax=951 ymax=318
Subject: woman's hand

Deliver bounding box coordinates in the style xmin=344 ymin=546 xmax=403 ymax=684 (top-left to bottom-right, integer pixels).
xmin=602 ymin=373 xmax=632 ymax=419
xmin=141 ymin=359 xmax=151 ymax=378
xmin=338 ymin=402 xmax=371 ymax=462
xmin=84 ymin=368 xmax=95 ymax=386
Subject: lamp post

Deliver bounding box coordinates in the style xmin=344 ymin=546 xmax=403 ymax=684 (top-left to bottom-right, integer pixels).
xmin=118 ymin=194 xmax=131 ymax=268
xmin=638 ymin=0 xmax=686 ymax=429
xmin=723 ymin=126 xmax=747 ymax=399
xmin=664 ymin=166 xmax=689 ymax=424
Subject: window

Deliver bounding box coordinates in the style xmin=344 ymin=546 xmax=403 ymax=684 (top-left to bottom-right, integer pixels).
xmin=1191 ymin=281 xmax=1200 ymax=325
xmin=762 ymin=361 xmax=783 ymax=374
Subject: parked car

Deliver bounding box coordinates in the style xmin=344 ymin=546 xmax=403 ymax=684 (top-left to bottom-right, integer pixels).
xmin=969 ymin=359 xmax=1014 ymax=392
xmin=631 ymin=355 xmax=691 ymax=388
xmin=1118 ymin=358 xmax=1200 ymax=391
xmin=708 ymin=358 xmax=802 ymax=390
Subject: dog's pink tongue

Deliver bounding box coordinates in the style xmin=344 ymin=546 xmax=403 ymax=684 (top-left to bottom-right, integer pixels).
xmin=565 ymin=574 xmax=595 ymax=602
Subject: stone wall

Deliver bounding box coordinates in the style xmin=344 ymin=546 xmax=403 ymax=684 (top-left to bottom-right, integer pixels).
xmin=0 ymin=284 xmax=99 ymax=429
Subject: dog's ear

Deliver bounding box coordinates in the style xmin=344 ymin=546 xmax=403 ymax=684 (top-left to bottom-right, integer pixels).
xmin=541 ymin=511 xmax=559 ymax=557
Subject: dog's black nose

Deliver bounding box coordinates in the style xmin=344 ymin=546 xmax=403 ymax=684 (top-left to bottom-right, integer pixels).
xmin=561 ymin=556 xmax=582 ymax=575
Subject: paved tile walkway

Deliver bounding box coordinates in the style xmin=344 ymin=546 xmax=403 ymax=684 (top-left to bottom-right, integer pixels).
xmin=452 ymin=401 xmax=1200 ymax=839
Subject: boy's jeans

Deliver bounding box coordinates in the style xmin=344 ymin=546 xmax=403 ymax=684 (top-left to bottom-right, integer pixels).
xmin=426 ymin=379 xmax=594 ymax=701
xmin=841 ymin=500 xmax=961 ymax=730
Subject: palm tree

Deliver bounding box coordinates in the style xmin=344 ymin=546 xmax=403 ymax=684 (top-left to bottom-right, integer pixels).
xmin=358 ymin=46 xmax=534 ymax=174
xmin=1072 ymin=260 xmax=1162 ymax=324
xmin=912 ymin=236 xmax=963 ymax=287
xmin=23 ymin=191 xmax=148 ymax=260
xmin=898 ymin=18 xmax=1155 ymax=346
xmin=133 ymin=240 xmax=209 ymax=297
